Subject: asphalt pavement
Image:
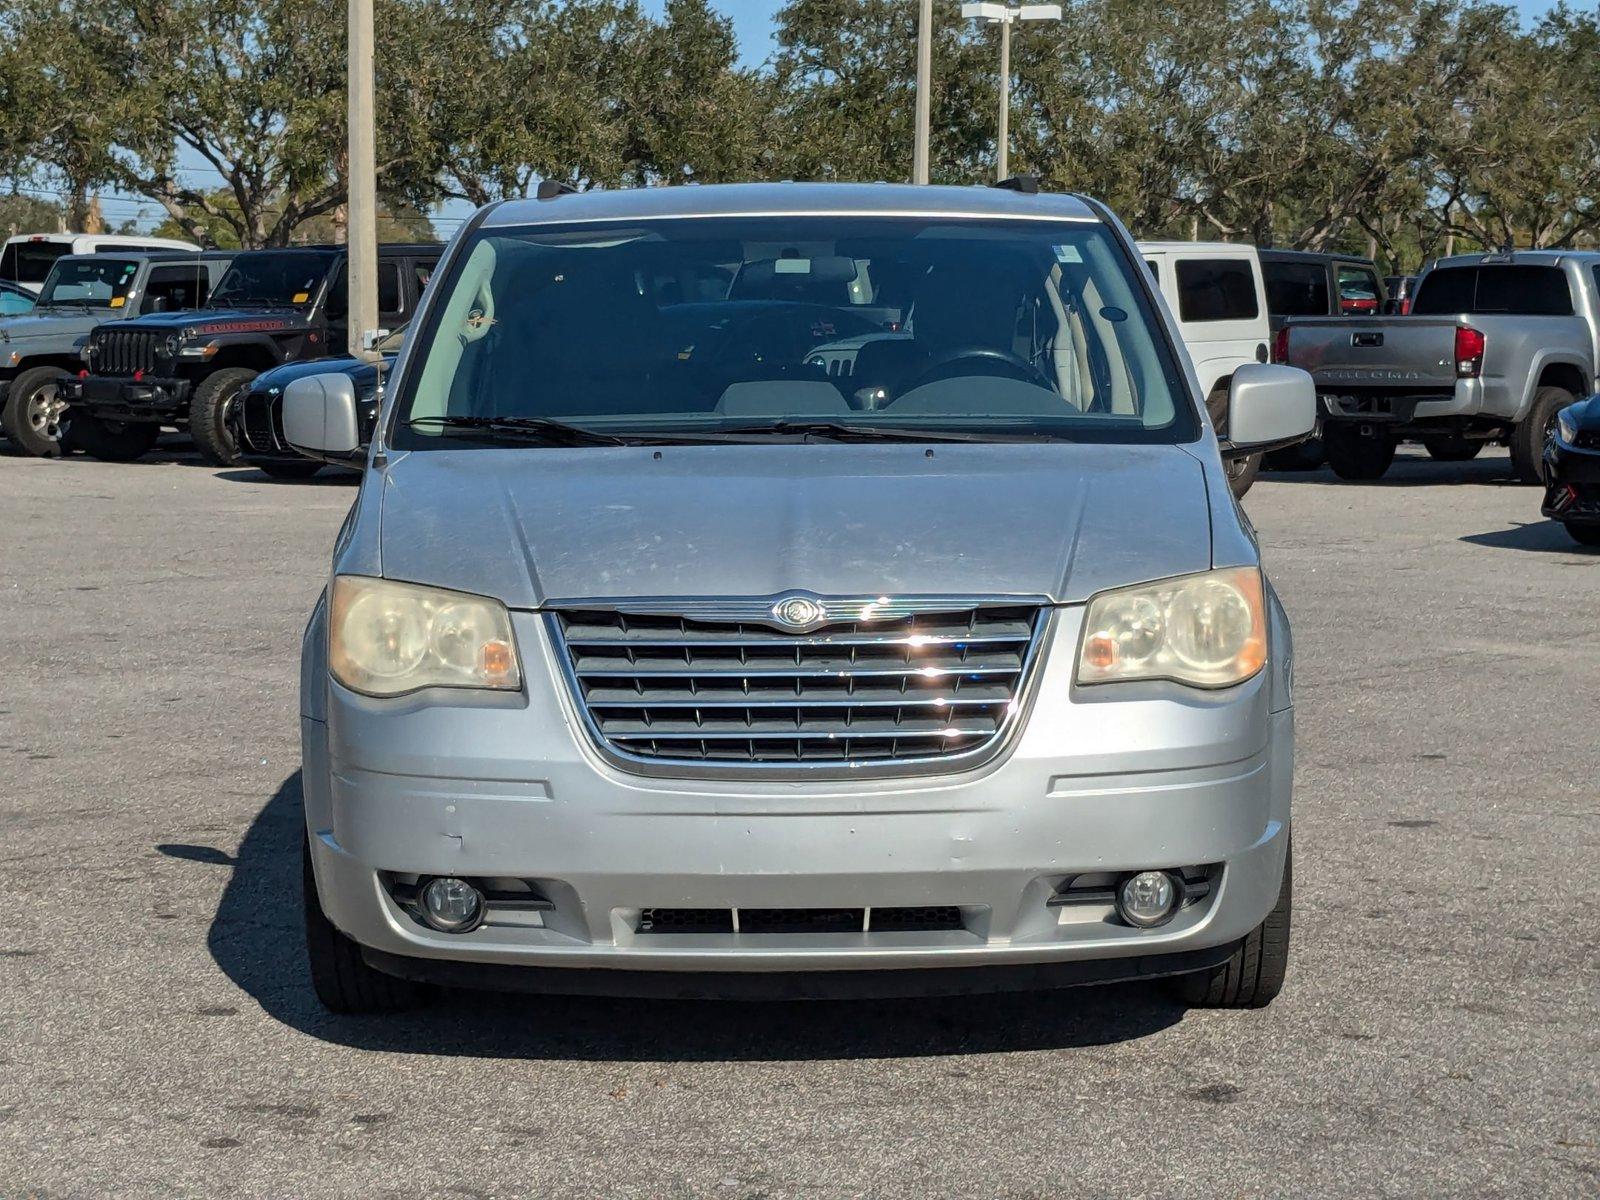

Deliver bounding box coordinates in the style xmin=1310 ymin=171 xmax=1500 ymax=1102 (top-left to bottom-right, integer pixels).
xmin=1 ymin=444 xmax=1596 ymax=1197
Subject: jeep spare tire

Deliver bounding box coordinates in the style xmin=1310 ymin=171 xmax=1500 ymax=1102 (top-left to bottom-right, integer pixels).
xmin=188 ymin=367 xmax=259 ymax=467
xmin=1 ymin=365 xmax=72 ymax=457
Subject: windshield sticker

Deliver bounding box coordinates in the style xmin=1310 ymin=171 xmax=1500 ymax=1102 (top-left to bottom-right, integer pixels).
xmin=292 ymin=291 xmax=309 ymax=304
xmin=108 ymin=296 xmax=125 ymax=307
xmin=1052 ymin=244 xmax=1083 ymax=265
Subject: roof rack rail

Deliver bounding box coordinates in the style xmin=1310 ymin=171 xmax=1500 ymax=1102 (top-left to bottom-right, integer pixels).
xmin=536 ymin=179 xmax=578 ymax=200
xmin=992 ymin=175 xmax=1041 ymax=195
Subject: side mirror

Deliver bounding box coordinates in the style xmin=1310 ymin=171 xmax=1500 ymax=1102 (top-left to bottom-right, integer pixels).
xmin=1222 ymin=363 xmax=1316 ymax=456
xmin=283 ymin=372 xmax=362 ymax=462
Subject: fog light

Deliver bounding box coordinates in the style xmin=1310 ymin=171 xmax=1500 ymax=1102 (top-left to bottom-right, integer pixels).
xmin=419 ymin=876 xmax=484 ymax=933
xmin=1116 ymin=870 xmax=1179 ymax=928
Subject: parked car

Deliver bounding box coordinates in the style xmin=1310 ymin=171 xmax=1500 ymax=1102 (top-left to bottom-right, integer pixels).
xmin=1541 ymin=393 xmax=1600 ymax=546
xmin=285 ymin=181 xmax=1312 ymax=1015
xmin=63 ymin=242 xmax=438 ymax=465
xmin=1139 ymin=240 xmax=1275 ymax=497
xmin=0 ymin=280 xmax=35 ymax=317
xmin=0 ymin=232 xmax=200 ymax=295
xmin=230 ymin=327 xmax=404 ymax=478
xmin=1260 ymin=249 xmax=1388 ymax=327
xmin=1281 ymin=251 xmax=1600 ymax=482
xmin=1383 ymin=274 xmax=1418 ymax=315
xmin=0 ymin=251 xmax=233 ymax=457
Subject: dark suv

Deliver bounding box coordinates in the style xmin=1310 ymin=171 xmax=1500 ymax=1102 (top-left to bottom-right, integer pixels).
xmin=65 ymin=243 xmax=438 ymax=464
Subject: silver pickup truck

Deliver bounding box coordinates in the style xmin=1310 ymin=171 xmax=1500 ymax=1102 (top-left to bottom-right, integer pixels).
xmin=1281 ymin=251 xmax=1600 ymax=481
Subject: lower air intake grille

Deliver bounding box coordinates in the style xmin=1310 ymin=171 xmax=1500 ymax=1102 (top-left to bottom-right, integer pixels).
xmin=637 ymin=907 xmax=965 ymax=934
xmin=549 ymin=596 xmax=1046 ymax=769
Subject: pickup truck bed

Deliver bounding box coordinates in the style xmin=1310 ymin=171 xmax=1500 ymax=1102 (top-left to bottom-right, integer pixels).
xmin=1282 ymin=252 xmax=1600 ymax=482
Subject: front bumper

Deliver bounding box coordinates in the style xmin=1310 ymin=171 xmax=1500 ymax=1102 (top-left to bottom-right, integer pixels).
xmin=63 ymin=374 xmax=190 ymax=422
xmin=1542 ymin=432 xmax=1600 ymax=521
xmin=304 ymin=608 xmax=1293 ymax=990
xmin=230 ymin=386 xmax=307 ymax=466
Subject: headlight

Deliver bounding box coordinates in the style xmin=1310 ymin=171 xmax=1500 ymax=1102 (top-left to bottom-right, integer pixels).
xmin=329 ymin=576 xmax=521 ymax=697
xmin=164 ymin=333 xmax=182 ymax=357
xmin=1556 ymin=407 xmax=1579 ymax=444
xmin=1076 ymin=567 xmax=1267 ymax=689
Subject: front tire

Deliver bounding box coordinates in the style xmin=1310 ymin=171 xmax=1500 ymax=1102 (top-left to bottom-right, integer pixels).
xmin=72 ymin=414 xmax=160 ymax=462
xmin=1511 ymin=386 xmax=1576 ymax=485
xmin=1563 ymin=522 xmax=1600 ymax=547
xmin=1324 ymin=425 xmax=1396 ymax=481
xmin=0 ymin=366 xmax=72 ymax=457
xmin=1224 ymin=452 xmax=1262 ymax=499
xmin=303 ymin=836 xmax=421 ymax=1014
xmin=188 ymin=367 xmax=259 ymax=467
xmin=1171 ymin=842 xmax=1292 ymax=1008
xmin=1206 ymin=383 xmax=1261 ymax=498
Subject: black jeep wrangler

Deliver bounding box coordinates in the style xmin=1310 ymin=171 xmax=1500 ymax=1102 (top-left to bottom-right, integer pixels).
xmin=64 ymin=243 xmax=439 ymax=464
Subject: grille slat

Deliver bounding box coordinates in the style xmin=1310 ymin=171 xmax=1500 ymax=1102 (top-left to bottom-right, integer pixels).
xmin=92 ymin=328 xmax=158 ymax=377
xmin=551 ymin=599 xmax=1044 ymax=767
xmin=569 ymin=650 xmax=1026 ymax=677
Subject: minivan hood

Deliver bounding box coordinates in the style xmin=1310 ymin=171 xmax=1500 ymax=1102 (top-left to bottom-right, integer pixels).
xmin=375 ymin=443 xmax=1215 ymax=608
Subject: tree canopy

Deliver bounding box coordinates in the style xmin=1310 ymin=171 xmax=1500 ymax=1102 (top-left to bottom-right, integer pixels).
xmin=1 ymin=0 xmax=1595 ymax=268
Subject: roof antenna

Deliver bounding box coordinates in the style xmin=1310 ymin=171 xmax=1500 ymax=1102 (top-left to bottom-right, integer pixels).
xmin=536 ymin=179 xmax=578 ymax=200
xmin=992 ymin=175 xmax=1041 ymax=195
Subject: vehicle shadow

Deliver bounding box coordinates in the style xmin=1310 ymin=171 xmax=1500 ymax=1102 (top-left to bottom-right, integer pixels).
xmin=212 ymin=467 xmax=358 ymax=486
xmin=1263 ymin=452 xmax=1522 ymax=488
xmin=177 ymin=773 xmax=1189 ymax=1061
xmin=1461 ymin=519 xmax=1599 ymax=554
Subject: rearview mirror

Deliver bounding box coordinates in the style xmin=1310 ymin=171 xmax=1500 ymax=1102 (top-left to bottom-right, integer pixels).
xmin=283 ymin=372 xmax=361 ymax=460
xmin=1223 ymin=363 xmax=1316 ymax=456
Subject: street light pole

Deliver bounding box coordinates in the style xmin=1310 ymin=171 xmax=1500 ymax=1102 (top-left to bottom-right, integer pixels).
xmin=961 ymin=3 xmax=1063 ymax=182
xmin=913 ymin=0 xmax=933 ymax=184
xmin=347 ymin=0 xmax=379 ymax=361
xmin=996 ymin=16 xmax=1011 ymax=180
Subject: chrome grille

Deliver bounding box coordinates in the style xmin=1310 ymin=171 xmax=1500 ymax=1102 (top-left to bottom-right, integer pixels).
xmin=91 ymin=328 xmax=159 ymax=376
xmin=549 ymin=598 xmax=1046 ymax=768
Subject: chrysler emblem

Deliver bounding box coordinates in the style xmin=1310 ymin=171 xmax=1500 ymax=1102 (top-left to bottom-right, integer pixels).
xmin=771 ymin=594 xmax=826 ymax=629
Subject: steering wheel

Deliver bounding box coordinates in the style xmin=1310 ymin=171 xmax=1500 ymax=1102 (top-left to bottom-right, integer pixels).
xmin=899 ymin=346 xmax=1056 ymax=395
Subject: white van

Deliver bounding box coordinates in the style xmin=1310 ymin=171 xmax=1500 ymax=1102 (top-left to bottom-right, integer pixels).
xmin=0 ymin=233 xmax=201 ymax=295
xmin=1138 ymin=241 xmax=1271 ymax=496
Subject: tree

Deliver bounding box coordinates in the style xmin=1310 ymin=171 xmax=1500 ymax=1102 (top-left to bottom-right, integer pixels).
xmin=6 ymin=0 xmax=451 ymax=248
xmin=613 ymin=0 xmax=777 ymax=185
xmin=770 ymin=0 xmax=992 ymax=183
xmin=149 ymin=189 xmax=438 ymax=247
xmin=0 ymin=0 xmax=124 ymax=228
xmin=0 ymin=192 xmax=66 ymax=238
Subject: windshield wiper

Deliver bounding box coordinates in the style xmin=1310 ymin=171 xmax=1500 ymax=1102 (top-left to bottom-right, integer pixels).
xmin=406 ymin=414 xmax=635 ymax=447
xmin=691 ymin=419 xmax=1055 ymax=444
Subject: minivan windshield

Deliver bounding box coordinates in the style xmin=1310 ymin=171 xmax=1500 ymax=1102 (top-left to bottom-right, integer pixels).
xmin=37 ymin=258 xmax=139 ymax=308
xmin=392 ymin=217 xmax=1196 ymax=447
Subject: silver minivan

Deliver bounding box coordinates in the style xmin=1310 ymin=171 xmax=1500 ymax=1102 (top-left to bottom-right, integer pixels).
xmin=286 ymin=183 xmax=1314 ymax=1013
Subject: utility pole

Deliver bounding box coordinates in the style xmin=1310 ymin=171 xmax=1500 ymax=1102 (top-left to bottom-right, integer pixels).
xmin=996 ymin=16 xmax=1011 ymax=180
xmin=347 ymin=0 xmax=379 ymax=360
xmin=913 ymin=0 xmax=933 ymax=184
